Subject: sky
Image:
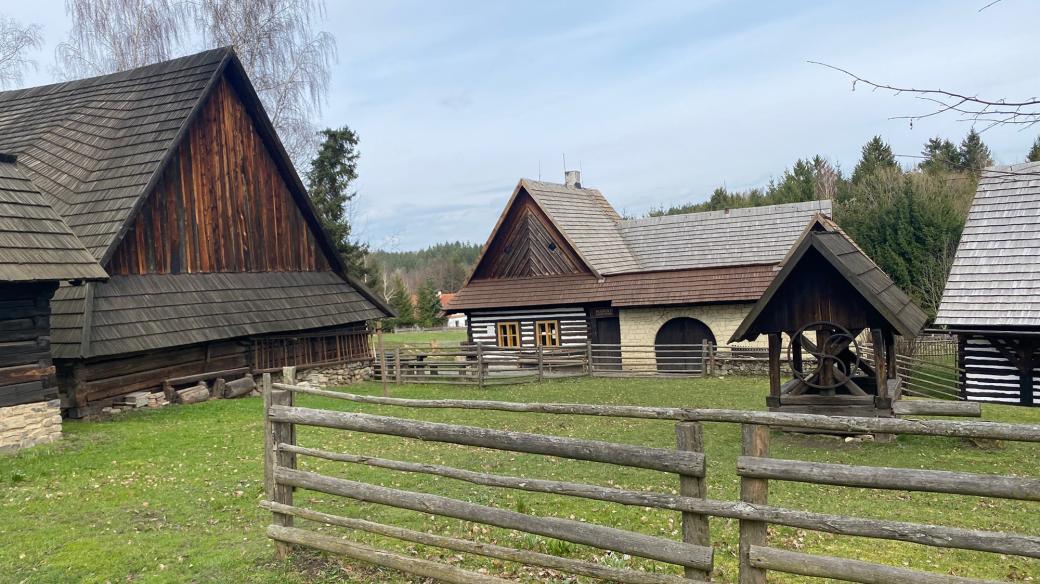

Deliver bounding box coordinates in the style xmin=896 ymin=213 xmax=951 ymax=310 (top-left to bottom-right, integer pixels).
xmin=5 ymin=0 xmax=1040 ymax=250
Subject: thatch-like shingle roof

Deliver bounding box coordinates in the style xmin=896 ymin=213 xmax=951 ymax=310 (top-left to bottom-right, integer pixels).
xmin=936 ymin=162 xmax=1040 ymax=328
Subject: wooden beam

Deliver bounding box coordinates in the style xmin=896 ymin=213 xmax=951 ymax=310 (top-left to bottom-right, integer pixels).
xmin=748 ymin=545 xmax=1003 ymax=584
xmin=739 ymin=425 xmax=769 ymax=584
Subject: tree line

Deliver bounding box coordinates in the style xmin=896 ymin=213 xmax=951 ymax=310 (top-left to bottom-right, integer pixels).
xmin=651 ymin=130 xmax=1039 ymax=317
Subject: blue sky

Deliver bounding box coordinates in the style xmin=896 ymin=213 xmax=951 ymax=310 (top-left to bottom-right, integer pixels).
xmin=7 ymin=0 xmax=1040 ymax=250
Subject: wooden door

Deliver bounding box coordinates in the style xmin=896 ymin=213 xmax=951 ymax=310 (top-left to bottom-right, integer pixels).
xmin=655 ymin=318 xmax=715 ymax=372
xmin=592 ymin=317 xmax=621 ymax=370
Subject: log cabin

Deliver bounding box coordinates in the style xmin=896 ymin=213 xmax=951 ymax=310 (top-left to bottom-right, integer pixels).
xmin=446 ymin=171 xmax=831 ymax=370
xmin=0 ymin=48 xmax=391 ymax=417
xmin=936 ymin=162 xmax=1040 ymax=406
xmin=0 ymin=156 xmax=107 ymax=449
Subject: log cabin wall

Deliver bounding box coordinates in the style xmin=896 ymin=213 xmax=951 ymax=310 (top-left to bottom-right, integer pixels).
xmin=0 ymin=282 xmax=59 ymax=408
xmin=961 ymin=335 xmax=1040 ymax=405
xmin=107 ymin=77 xmax=331 ymax=275
xmin=468 ymin=307 xmax=590 ymax=348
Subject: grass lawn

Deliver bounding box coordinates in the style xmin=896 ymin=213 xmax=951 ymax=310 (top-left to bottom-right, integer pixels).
xmin=379 ymin=329 xmax=467 ymax=347
xmin=1 ymin=376 xmax=1038 ymax=583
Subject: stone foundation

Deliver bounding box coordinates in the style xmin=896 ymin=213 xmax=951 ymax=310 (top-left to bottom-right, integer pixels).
xmin=297 ymin=361 xmax=374 ymax=388
xmin=0 ymin=400 xmax=62 ymax=453
xmin=618 ymin=304 xmax=764 ymax=370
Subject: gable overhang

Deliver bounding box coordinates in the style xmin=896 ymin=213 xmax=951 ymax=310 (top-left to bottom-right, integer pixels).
xmin=462 ymin=180 xmax=600 ymax=288
xmin=729 ymin=219 xmax=922 ymax=343
xmin=96 ymin=48 xmax=392 ymax=319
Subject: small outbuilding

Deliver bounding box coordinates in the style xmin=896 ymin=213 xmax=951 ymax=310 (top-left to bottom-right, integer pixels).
xmin=0 ymin=156 xmax=107 ymax=451
xmin=729 ymin=218 xmax=928 ymax=417
xmin=936 ymin=162 xmax=1040 ymax=406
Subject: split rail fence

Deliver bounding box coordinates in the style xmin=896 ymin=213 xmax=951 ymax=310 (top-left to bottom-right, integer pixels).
xmin=373 ymin=338 xmax=965 ymax=399
xmin=262 ymin=367 xmax=1040 ymax=584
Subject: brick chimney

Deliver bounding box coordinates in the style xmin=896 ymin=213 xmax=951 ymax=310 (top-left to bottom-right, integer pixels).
xmin=564 ymin=170 xmax=581 ymax=188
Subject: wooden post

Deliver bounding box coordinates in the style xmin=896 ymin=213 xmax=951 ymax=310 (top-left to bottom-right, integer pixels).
xmin=477 ymin=343 xmax=485 ymax=389
xmin=739 ymin=424 xmax=769 ymax=584
xmin=377 ymin=322 xmax=388 ymax=397
xmin=870 ymin=329 xmax=888 ymax=399
xmin=884 ymin=329 xmax=898 ymax=380
xmin=537 ymin=346 xmax=544 ymax=381
xmin=264 ymin=372 xmax=295 ymax=559
xmin=700 ymin=340 xmax=709 ymax=377
xmin=676 ymin=422 xmax=710 ymax=580
xmin=394 ymin=348 xmax=402 ymax=386
xmin=791 ymin=333 xmax=802 ymax=375
xmin=1020 ymin=341 xmax=1035 ymax=407
xmin=585 ymin=339 xmax=594 ymax=376
xmin=766 ymin=333 xmax=781 ymax=409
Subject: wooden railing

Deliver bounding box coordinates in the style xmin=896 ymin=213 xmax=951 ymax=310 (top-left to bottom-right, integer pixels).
xmin=261 ymin=369 xmax=1040 ymax=583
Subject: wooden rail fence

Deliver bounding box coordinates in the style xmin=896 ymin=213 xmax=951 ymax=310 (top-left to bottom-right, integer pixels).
xmin=262 ymin=368 xmax=1039 ymax=583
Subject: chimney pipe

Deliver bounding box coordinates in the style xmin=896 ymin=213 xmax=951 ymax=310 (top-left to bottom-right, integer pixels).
xmin=564 ymin=170 xmax=581 ymax=188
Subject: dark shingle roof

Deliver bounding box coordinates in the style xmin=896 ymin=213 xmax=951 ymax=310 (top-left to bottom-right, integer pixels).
xmin=0 ymin=48 xmax=229 ymax=260
xmin=50 ymin=272 xmax=386 ymax=358
xmin=936 ymin=162 xmax=1040 ymax=328
xmin=0 ymin=159 xmax=107 ymax=282
xmin=730 ymin=222 xmax=928 ymax=342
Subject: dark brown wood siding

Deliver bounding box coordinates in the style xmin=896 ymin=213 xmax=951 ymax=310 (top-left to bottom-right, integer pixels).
xmin=0 ymin=282 xmax=59 ymax=408
xmin=473 ymin=192 xmax=588 ymax=280
xmin=108 ymin=77 xmax=331 ymax=275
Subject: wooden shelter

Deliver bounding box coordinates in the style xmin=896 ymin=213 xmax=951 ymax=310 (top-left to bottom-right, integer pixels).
xmin=730 ymin=218 xmax=928 ymax=417
xmin=0 ymin=49 xmax=391 ymax=416
xmin=936 ymin=162 xmax=1040 ymax=406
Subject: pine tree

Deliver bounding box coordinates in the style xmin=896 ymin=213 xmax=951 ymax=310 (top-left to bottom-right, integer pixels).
xmin=388 ymin=273 xmax=414 ymax=327
xmin=306 ymin=126 xmax=368 ymax=277
xmin=851 ymin=136 xmax=898 ymax=184
xmin=919 ymin=137 xmax=960 ymax=173
xmin=1028 ymin=136 xmax=1040 ymax=163
xmin=415 ymin=279 xmax=444 ymax=328
xmin=958 ymin=129 xmax=993 ymax=173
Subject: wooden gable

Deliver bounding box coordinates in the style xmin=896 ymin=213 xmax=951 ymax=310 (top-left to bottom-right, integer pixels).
xmin=107 ymin=76 xmax=331 ymax=275
xmin=472 ymin=191 xmax=589 ymax=280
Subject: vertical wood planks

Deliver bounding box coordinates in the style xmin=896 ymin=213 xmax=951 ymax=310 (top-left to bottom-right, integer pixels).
xmin=739 ymin=424 xmax=769 ymax=584
xmin=108 ymin=77 xmax=332 ymax=276
xmin=676 ymin=421 xmax=710 ymax=580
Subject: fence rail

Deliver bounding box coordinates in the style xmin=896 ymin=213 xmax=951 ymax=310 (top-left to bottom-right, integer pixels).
xmin=372 ymin=337 xmax=966 ymax=399
xmin=262 ymin=369 xmax=1040 ymax=583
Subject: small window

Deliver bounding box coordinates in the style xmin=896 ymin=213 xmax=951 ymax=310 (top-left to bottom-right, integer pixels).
xmin=547 ymin=242 xmax=557 ymax=252
xmin=535 ymin=320 xmax=560 ymax=347
xmin=496 ymin=322 xmax=520 ymax=347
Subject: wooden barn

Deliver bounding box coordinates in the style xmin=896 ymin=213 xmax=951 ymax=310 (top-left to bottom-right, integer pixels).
xmin=936 ymin=162 xmax=1040 ymax=406
xmin=0 ymin=48 xmax=391 ymax=416
xmin=0 ymin=156 xmax=107 ymax=450
xmin=447 ymin=171 xmax=830 ymax=368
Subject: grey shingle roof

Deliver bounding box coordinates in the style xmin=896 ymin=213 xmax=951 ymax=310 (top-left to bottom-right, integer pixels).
xmin=518 ymin=179 xmax=829 ymax=276
xmin=50 ymin=272 xmax=386 ymax=358
xmin=619 ymin=200 xmax=832 ymax=272
xmin=0 ymin=48 xmax=229 ymax=260
xmin=936 ymin=161 xmax=1040 ymax=327
xmin=0 ymin=160 xmax=107 ymax=282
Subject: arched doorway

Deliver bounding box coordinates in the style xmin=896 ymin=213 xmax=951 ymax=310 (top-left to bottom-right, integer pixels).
xmin=655 ymin=318 xmax=716 ymax=372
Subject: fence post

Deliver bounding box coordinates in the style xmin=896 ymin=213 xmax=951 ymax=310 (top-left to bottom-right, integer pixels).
xmin=537 ymin=346 xmax=544 ymax=381
xmin=700 ymin=340 xmax=709 ymax=377
xmin=477 ymin=343 xmax=485 ymax=389
xmin=264 ymin=371 xmax=296 ymax=559
xmin=394 ymin=347 xmax=402 ymax=385
xmin=378 ymin=322 xmax=388 ymax=397
xmin=585 ymin=339 xmax=593 ymax=376
xmin=739 ymin=424 xmax=769 ymax=584
xmin=676 ymin=421 xmax=710 ymax=580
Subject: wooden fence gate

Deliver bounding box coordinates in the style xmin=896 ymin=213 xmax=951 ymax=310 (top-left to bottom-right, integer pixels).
xmin=261 ymin=367 xmax=1039 ymax=583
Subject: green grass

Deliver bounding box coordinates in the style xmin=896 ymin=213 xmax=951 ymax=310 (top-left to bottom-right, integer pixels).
xmin=379 ymin=329 xmax=466 ymax=347
xmin=1 ymin=377 xmax=1038 ymax=583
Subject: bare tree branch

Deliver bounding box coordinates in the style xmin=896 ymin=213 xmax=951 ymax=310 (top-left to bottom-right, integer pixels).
xmin=809 ymin=60 xmax=1040 ymax=129
xmin=0 ymin=18 xmax=43 ymax=89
